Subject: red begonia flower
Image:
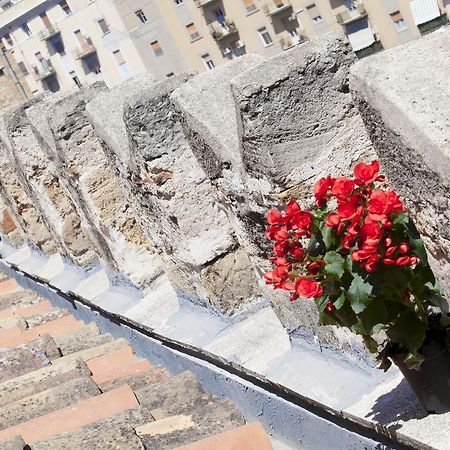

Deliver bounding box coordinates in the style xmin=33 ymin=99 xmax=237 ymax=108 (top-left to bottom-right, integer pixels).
xmin=354 ymin=160 xmax=380 ymax=185
xmin=314 ymin=176 xmax=334 ymax=206
xmin=267 ymin=208 xmax=283 ymax=225
xmin=295 ymin=277 xmax=323 ymax=298
xmin=332 ymin=177 xmax=355 ymax=201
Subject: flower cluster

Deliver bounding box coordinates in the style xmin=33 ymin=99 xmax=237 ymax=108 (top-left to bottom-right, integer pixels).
xmin=263 ymin=160 xmax=447 ymax=368
xmin=264 ymin=161 xmax=419 ymax=302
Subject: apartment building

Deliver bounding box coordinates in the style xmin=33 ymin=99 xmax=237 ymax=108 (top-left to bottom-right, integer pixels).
xmin=0 ymin=0 xmax=448 ymax=98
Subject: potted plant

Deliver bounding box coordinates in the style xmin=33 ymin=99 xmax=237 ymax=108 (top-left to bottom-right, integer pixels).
xmin=264 ymin=160 xmax=450 ymax=413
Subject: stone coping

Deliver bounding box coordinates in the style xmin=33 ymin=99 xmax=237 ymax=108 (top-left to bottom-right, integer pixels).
xmin=0 ymin=246 xmax=447 ymax=450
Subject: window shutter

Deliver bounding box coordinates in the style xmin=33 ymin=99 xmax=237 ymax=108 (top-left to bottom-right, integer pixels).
xmin=307 ymin=4 xmax=320 ymax=17
xmin=390 ymin=11 xmax=402 ymax=22
xmin=186 ymin=23 xmax=197 ymax=34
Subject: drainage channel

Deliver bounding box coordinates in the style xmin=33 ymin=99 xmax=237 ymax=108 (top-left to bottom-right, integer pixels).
xmin=1 ymin=259 xmax=425 ymax=450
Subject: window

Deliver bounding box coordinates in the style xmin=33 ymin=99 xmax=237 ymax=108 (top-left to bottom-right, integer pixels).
xmin=135 ymin=9 xmax=147 ymax=24
xmin=151 ymin=40 xmax=163 ymax=56
xmin=258 ymin=27 xmax=273 ymax=46
xmin=166 ymin=72 xmax=174 ymax=77
xmin=113 ymin=49 xmax=125 ymax=65
xmin=174 ymin=0 xmax=184 ymax=5
xmin=307 ymin=4 xmax=322 ymax=23
xmin=390 ymin=11 xmax=408 ymax=31
xmin=97 ymin=18 xmax=110 ymax=35
xmin=18 ymin=61 xmax=29 ymax=75
xmin=202 ymin=53 xmax=215 ymax=70
xmin=243 ymin=0 xmax=257 ymax=14
xmin=3 ymin=34 xmax=13 ymax=47
xmin=40 ymin=12 xmax=52 ymax=29
xmin=59 ymin=1 xmax=71 ymax=15
xmin=186 ymin=23 xmax=200 ymax=41
xmin=21 ymin=23 xmax=32 ymax=37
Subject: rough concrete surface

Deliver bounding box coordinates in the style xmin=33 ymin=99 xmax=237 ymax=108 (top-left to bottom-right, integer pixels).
xmin=6 ymin=96 xmax=99 ymax=267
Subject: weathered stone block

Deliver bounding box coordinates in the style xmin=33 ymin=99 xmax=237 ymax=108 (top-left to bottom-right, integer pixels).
xmin=47 ymin=82 xmax=160 ymax=290
xmin=0 ymin=102 xmax=57 ymax=254
xmin=6 ymin=95 xmax=100 ymax=268
xmin=0 ymin=194 xmax=25 ymax=247
xmin=124 ymin=73 xmax=261 ymax=315
xmin=351 ymin=27 xmax=450 ymax=299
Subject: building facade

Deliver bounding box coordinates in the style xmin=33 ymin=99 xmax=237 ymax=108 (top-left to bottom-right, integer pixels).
xmin=0 ymin=0 xmax=448 ymax=97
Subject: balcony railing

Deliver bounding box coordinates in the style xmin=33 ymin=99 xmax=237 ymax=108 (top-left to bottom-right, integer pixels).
xmin=335 ymin=3 xmax=367 ymax=25
xmin=279 ymin=33 xmax=306 ymax=50
xmin=74 ymin=37 xmax=96 ymax=59
xmin=262 ymin=0 xmax=292 ymax=16
xmin=194 ymin=0 xmax=219 ymax=7
xmin=209 ymin=19 xmax=238 ymax=40
xmin=32 ymin=59 xmax=55 ymax=80
xmin=39 ymin=24 xmax=60 ymax=41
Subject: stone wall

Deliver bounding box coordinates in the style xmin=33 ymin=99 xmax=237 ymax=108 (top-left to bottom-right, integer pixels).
xmin=0 ymin=29 xmax=449 ymax=362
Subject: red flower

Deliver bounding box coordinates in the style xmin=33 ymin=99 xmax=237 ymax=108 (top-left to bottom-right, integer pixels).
xmin=398 ymin=243 xmax=409 ymax=254
xmin=383 ymin=258 xmax=395 ymax=265
xmin=368 ymin=190 xmax=388 ymax=215
xmin=264 ymin=266 xmax=289 ymax=287
xmin=285 ymin=200 xmax=301 ymax=216
xmin=386 ymin=191 xmax=406 ymax=214
xmin=342 ymin=233 xmax=356 ymax=250
xmin=385 ymin=246 xmax=397 ymax=257
xmin=325 ymin=213 xmax=340 ymax=227
xmin=361 ymin=222 xmax=381 ymax=240
xmin=332 ymin=177 xmax=355 ymax=201
xmin=274 ymin=241 xmax=289 ymax=257
xmin=365 ymin=254 xmax=379 ymax=272
xmin=396 ymin=256 xmax=411 ymax=266
xmin=274 ymin=227 xmax=289 ymax=241
xmin=354 ymin=160 xmax=380 ymax=185
xmin=295 ymin=277 xmax=323 ymax=299
xmin=290 ymin=243 xmax=305 ymax=260
xmin=291 ymin=211 xmax=312 ymax=231
xmin=307 ymin=260 xmax=325 ymax=275
xmin=314 ymin=176 xmax=334 ymax=206
xmin=325 ymin=300 xmax=335 ymax=313
xmin=337 ymin=201 xmax=358 ymax=220
xmin=267 ymin=208 xmax=283 ymax=225
xmin=270 ymin=257 xmax=290 ymax=268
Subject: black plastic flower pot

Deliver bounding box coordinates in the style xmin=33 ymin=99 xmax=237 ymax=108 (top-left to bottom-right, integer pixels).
xmin=391 ymin=338 xmax=450 ymax=414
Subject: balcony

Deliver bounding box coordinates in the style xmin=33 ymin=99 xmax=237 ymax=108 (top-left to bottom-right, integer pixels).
xmin=262 ymin=0 xmax=292 ymax=16
xmin=335 ymin=3 xmax=367 ymax=25
xmin=209 ymin=19 xmax=238 ymax=40
xmin=39 ymin=24 xmax=60 ymax=41
xmin=278 ymin=33 xmax=306 ymax=50
xmin=194 ymin=0 xmax=219 ymax=7
xmin=74 ymin=37 xmax=96 ymax=59
xmin=32 ymin=59 xmax=55 ymax=80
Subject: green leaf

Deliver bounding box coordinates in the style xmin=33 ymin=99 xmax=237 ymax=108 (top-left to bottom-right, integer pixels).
xmin=334 ymin=292 xmax=346 ymax=310
xmin=357 ymin=297 xmax=403 ymax=335
xmin=393 ymin=212 xmax=408 ymax=227
xmin=440 ymin=315 xmax=450 ymax=327
xmin=321 ymin=226 xmax=334 ymax=249
xmin=386 ymin=311 xmax=427 ymax=354
xmin=403 ymin=352 xmax=425 ymax=371
xmin=428 ymin=293 xmax=449 ymax=315
xmin=362 ymin=335 xmax=379 ymax=354
xmin=347 ymin=273 xmax=373 ymax=314
xmin=316 ymin=294 xmax=329 ymax=313
xmin=324 ymin=251 xmax=345 ymax=279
